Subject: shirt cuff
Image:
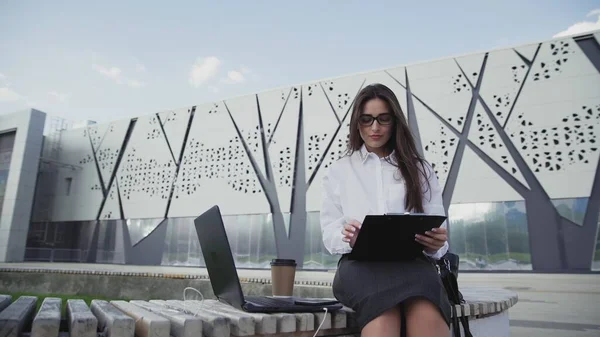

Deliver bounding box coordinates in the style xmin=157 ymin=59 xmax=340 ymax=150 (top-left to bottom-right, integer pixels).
xmin=422 ymin=241 xmax=449 ymax=260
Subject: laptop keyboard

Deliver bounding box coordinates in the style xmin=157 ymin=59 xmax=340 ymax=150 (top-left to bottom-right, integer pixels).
xmin=245 ymin=296 xmax=296 ymax=307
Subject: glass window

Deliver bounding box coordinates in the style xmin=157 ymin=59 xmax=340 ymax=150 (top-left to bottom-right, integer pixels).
xmin=449 ymin=200 xmax=531 ymax=271
xmin=0 ymin=131 xmax=16 ymax=215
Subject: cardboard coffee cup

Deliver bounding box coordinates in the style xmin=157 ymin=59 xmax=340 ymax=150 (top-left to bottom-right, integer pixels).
xmin=270 ymin=259 xmax=296 ymax=297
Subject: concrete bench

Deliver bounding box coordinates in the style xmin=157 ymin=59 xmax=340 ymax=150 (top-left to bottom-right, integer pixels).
xmin=32 ymin=297 xmax=62 ymax=337
xmin=0 ymin=287 xmax=517 ymax=337
xmin=0 ymin=295 xmax=37 ymax=337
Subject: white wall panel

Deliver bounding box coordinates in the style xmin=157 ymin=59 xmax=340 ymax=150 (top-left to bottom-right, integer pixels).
xmin=385 ymin=66 xmax=406 ymax=86
xmin=504 ymin=36 xmax=600 ymax=199
xmin=455 ymin=52 xmax=485 ymax=86
xmin=479 ymin=49 xmax=529 ymax=125
xmin=468 ymin=101 xmax=529 ymax=188
xmin=320 ymin=76 xmax=364 ymax=122
xmin=257 ymin=88 xmax=292 ymax=145
xmin=452 ymin=147 xmax=523 ymax=203
xmin=303 ymin=83 xmax=342 ymax=183
xmin=168 ymin=102 xmax=270 ymax=217
xmin=413 ymin=98 xmax=459 ymax=190
xmin=506 ymin=98 xmax=600 ymax=198
xmin=225 ymin=95 xmax=267 ymax=178
xmin=157 ymin=107 xmax=193 ymax=162
xmin=51 ymin=128 xmax=104 ymax=221
xmin=407 ymin=59 xmax=472 ymax=132
xmin=363 ymin=71 xmax=408 ymax=119
xmin=91 ymin=120 xmax=130 ymax=188
xmin=514 ymin=43 xmax=539 ymax=62
xmin=99 ymin=181 xmax=120 ymax=220
xmin=117 ymin=114 xmax=176 ymax=219
xmin=268 ymin=88 xmax=301 ymax=213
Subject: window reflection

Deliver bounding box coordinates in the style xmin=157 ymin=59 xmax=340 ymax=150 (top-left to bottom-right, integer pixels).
xmin=23 ymin=197 xmax=594 ymax=271
xmin=593 ymin=211 xmax=600 ymax=271
xmin=0 ymin=131 xmax=16 ymax=215
xmin=449 ymin=200 xmax=531 ymax=270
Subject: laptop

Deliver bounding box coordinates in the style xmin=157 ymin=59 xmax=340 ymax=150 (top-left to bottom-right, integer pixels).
xmin=194 ymin=205 xmax=343 ymax=313
xmin=348 ymin=213 xmax=447 ymax=262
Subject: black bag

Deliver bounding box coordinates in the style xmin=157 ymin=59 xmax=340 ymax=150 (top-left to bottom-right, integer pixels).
xmin=436 ymin=252 xmax=473 ymax=337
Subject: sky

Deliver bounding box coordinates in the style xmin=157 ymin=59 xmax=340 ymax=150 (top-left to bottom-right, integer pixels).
xmin=1 ymin=1 xmax=599 ymax=125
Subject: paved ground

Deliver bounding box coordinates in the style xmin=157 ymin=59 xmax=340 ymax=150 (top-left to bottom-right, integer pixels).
xmin=1 ymin=262 xmax=599 ymax=336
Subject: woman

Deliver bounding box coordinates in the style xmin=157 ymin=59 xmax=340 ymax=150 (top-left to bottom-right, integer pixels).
xmin=320 ymin=83 xmax=451 ymax=336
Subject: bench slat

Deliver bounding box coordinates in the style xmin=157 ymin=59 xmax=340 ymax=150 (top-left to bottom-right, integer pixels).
xmin=203 ymin=299 xmax=279 ymax=334
xmin=110 ymin=300 xmax=170 ymax=337
xmin=0 ymin=295 xmax=37 ymax=337
xmin=167 ymin=300 xmax=254 ymax=336
xmin=0 ymin=295 xmax=12 ymax=313
xmin=90 ymin=299 xmax=135 ymax=337
xmin=129 ymin=300 xmax=203 ymax=337
xmin=150 ymin=300 xmax=230 ymax=337
xmin=32 ymin=297 xmax=62 ymax=337
xmin=67 ymin=299 xmax=97 ymax=337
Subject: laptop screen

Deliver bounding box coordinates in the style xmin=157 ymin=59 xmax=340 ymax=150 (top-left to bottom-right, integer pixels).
xmin=194 ymin=205 xmax=246 ymax=309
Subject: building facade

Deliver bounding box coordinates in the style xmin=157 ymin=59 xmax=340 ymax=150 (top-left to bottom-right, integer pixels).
xmin=2 ymin=31 xmax=600 ymax=272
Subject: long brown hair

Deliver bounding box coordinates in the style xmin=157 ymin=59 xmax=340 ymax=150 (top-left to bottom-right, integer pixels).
xmin=347 ymin=83 xmax=431 ymax=213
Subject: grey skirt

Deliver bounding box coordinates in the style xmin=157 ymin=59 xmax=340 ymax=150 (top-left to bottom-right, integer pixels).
xmin=332 ymin=254 xmax=451 ymax=330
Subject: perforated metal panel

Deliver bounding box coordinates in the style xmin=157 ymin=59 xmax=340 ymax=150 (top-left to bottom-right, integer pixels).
xmin=167 ymin=102 xmax=270 ymax=217
xmin=407 ymin=58 xmax=473 ymax=132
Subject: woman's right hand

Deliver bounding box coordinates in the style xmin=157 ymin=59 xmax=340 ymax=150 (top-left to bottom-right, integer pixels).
xmin=341 ymin=219 xmax=362 ymax=248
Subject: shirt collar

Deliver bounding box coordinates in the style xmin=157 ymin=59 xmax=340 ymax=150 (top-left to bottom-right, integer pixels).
xmin=359 ymin=144 xmax=396 ymax=164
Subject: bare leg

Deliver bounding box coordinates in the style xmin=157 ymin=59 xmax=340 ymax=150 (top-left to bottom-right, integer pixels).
xmin=405 ymin=298 xmax=450 ymax=337
xmin=360 ymin=305 xmax=402 ymax=337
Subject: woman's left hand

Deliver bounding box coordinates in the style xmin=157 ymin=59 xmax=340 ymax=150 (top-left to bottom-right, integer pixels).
xmin=415 ymin=227 xmax=447 ymax=253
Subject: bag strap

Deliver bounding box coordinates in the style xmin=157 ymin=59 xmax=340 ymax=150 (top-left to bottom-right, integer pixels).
xmin=443 ymin=265 xmax=473 ymax=337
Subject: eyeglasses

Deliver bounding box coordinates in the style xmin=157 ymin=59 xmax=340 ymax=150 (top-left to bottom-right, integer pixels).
xmin=358 ymin=113 xmax=394 ymax=126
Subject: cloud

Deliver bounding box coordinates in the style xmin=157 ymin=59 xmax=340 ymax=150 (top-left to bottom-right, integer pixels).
xmin=127 ymin=79 xmax=147 ymax=88
xmin=0 ymin=73 xmax=6 ymax=81
xmin=189 ymin=56 xmax=221 ymax=87
xmin=226 ymin=70 xmax=246 ymax=84
xmin=135 ymin=64 xmax=146 ymax=73
xmin=93 ymin=63 xmax=146 ymax=88
xmin=208 ymin=85 xmax=220 ymax=93
xmin=93 ymin=64 xmax=122 ymax=80
xmin=0 ymin=87 xmax=21 ymax=102
xmin=554 ymin=9 xmax=600 ymax=37
xmin=48 ymin=91 xmax=69 ymax=102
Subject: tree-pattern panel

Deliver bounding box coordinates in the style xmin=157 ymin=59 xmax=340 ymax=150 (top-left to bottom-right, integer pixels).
xmin=506 ymin=98 xmax=600 ymax=199
xmin=413 ymin=98 xmax=459 ymax=190
xmin=116 ymin=114 xmax=176 ymax=219
xmin=452 ymin=146 xmax=523 ymax=203
xmin=257 ymin=88 xmax=292 ymax=146
xmin=467 ymin=101 xmax=530 ymax=188
xmin=100 ymin=180 xmax=120 ymax=220
xmin=268 ymin=87 xmax=301 ymax=213
xmin=303 ymin=83 xmax=340 ymax=183
xmin=157 ymin=107 xmax=193 ymax=163
xmin=514 ymin=43 xmax=539 ymax=62
xmin=365 ymin=71 xmax=408 ymax=119
xmin=320 ymin=76 xmax=364 ymax=122
xmin=406 ymin=58 xmax=472 ymax=132
xmin=385 ymin=66 xmax=407 ymax=87
xmin=305 ymin=116 xmax=351 ymax=212
xmin=455 ymin=52 xmax=485 ymax=86
xmin=479 ymin=48 xmax=529 ymax=126
xmin=90 ymin=120 xmax=130 ymax=188
xmin=50 ymin=127 xmax=104 ymax=221
xmin=167 ymin=102 xmax=270 ymax=217
xmin=226 ymin=95 xmax=267 ymax=178
xmin=506 ymin=35 xmax=600 ymax=199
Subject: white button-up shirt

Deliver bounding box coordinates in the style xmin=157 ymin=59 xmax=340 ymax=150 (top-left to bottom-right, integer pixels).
xmin=319 ymin=145 xmax=449 ymax=259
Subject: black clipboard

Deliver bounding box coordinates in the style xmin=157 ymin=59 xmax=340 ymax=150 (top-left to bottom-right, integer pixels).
xmin=347 ymin=213 xmax=447 ymax=262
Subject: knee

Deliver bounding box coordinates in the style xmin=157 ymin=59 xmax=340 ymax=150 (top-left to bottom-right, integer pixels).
xmin=404 ymin=297 xmax=444 ymax=323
